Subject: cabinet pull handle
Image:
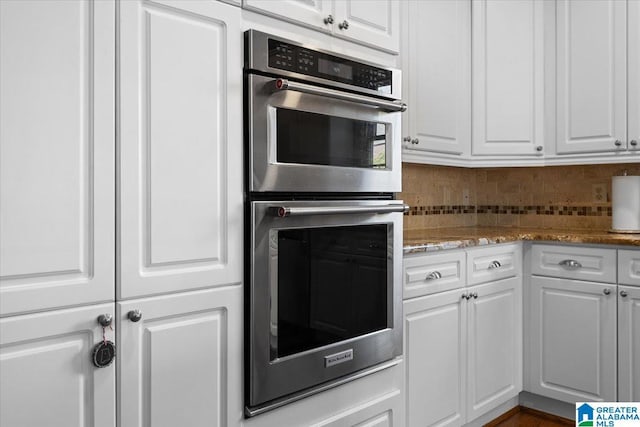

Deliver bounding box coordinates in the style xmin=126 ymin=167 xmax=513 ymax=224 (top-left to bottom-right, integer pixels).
xmin=630 ymin=140 xmax=638 ymax=147
xmin=324 ymin=14 xmax=334 ymax=25
xmin=426 ymin=271 xmax=442 ymax=280
xmin=97 ymin=314 xmax=113 ymax=327
xmin=127 ymin=309 xmax=143 ymax=322
xmin=614 ymin=139 xmax=623 ymax=147
xmin=488 ymin=260 xmax=501 ymax=270
xmin=403 ymin=136 xmax=412 ymax=143
xmin=461 ymin=293 xmax=469 ymax=300
xmin=559 ymin=259 xmax=582 ymax=270
xmin=338 ymin=20 xmax=349 ymax=30
xmin=411 ymin=138 xmax=419 ymax=145
xmin=620 ymin=290 xmax=628 ymax=298
xmin=603 ymin=288 xmax=611 ymax=296
xmin=536 ymin=145 xmax=543 ymax=152
xmin=472 ymin=292 xmax=478 ymax=299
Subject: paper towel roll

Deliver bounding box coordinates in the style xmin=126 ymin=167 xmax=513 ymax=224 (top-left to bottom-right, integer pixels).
xmin=612 ymin=176 xmax=640 ymax=232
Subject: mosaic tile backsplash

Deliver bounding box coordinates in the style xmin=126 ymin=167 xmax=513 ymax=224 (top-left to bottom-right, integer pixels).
xmin=400 ymin=163 xmax=640 ymax=230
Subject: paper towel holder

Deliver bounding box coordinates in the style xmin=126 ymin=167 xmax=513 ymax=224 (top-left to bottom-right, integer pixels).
xmin=609 ymin=172 xmax=640 ymax=234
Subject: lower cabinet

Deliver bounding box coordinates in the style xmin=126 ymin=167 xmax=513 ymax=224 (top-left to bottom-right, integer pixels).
xmin=0 ymin=303 xmax=116 ymax=427
xmin=117 ymin=285 xmax=242 ymax=427
xmin=527 ymin=276 xmax=617 ymax=403
xmin=618 ymin=285 xmax=640 ymax=402
xmin=404 ymin=276 xmax=522 ymax=427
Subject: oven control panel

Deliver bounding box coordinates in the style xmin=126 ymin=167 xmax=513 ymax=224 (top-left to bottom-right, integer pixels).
xmin=268 ymin=39 xmax=392 ymax=94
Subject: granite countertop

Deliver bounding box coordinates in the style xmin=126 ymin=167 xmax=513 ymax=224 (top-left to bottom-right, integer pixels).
xmin=404 ymin=226 xmax=640 ymax=254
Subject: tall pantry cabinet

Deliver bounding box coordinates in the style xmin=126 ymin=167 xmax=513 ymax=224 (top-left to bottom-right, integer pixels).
xmin=0 ymin=1 xmax=243 ymax=426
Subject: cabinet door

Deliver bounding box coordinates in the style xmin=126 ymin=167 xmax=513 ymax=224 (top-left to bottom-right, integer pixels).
xmin=630 ymin=0 xmax=640 ymax=152
xmin=242 ymin=0 xmax=333 ymax=33
xmin=333 ymin=0 xmax=400 ymax=54
xmin=466 ymin=277 xmax=522 ymax=421
xmin=529 ymin=276 xmax=616 ymax=403
xmin=118 ymin=286 xmax=242 ymax=427
xmin=119 ymin=0 xmax=243 ymax=299
xmin=556 ymin=0 xmax=627 ymax=154
xmin=618 ymin=285 xmax=640 ymax=402
xmin=404 ymin=290 xmax=466 ymax=427
xmin=0 ymin=303 xmax=115 ymax=427
xmin=471 ymin=0 xmax=545 ymax=156
xmin=0 ymin=0 xmax=114 ymax=316
xmin=403 ymin=0 xmax=470 ymax=158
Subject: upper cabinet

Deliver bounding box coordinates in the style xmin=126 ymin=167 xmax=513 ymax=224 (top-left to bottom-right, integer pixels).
xmin=242 ymin=0 xmax=399 ymax=53
xmin=0 ymin=0 xmax=115 ymax=316
xmin=630 ymin=0 xmax=640 ymax=153
xmin=555 ymin=0 xmax=632 ymax=154
xmin=471 ymin=0 xmax=545 ymax=157
xmin=402 ymin=0 xmax=471 ymax=163
xmin=118 ymin=0 xmax=243 ymax=299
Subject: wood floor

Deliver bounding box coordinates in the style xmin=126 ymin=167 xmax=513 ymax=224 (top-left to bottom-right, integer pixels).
xmin=485 ymin=406 xmax=574 ymax=427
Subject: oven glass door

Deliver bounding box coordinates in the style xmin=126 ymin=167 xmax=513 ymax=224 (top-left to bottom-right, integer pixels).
xmin=248 ymin=74 xmax=402 ymax=193
xmin=248 ymin=200 xmax=404 ymax=410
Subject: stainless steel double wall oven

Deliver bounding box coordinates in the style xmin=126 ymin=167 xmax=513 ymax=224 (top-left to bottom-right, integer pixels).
xmin=244 ymin=30 xmax=407 ymax=416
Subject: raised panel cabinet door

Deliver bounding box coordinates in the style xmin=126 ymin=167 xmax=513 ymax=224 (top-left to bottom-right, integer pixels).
xmin=404 ymin=289 xmax=466 ymax=427
xmin=119 ymin=0 xmax=243 ymax=298
xmin=0 ymin=303 xmax=116 ymax=427
xmin=618 ymin=285 xmax=640 ymax=402
xmin=556 ymin=0 xmax=627 ymax=154
xmin=242 ymin=0 xmax=333 ymax=33
xmin=332 ymin=0 xmax=399 ymax=53
xmin=630 ymin=0 xmax=640 ymax=152
xmin=529 ymin=276 xmax=616 ymax=403
xmin=466 ymin=277 xmax=522 ymax=421
xmin=471 ymin=0 xmax=545 ymax=156
xmin=117 ymin=285 xmax=242 ymax=427
xmin=0 ymin=0 xmax=115 ymax=315
xmin=403 ymin=0 xmax=470 ymax=159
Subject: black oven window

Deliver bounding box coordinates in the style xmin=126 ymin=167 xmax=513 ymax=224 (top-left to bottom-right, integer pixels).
xmin=276 ymin=109 xmax=387 ymax=169
xmin=275 ymin=224 xmax=389 ymax=359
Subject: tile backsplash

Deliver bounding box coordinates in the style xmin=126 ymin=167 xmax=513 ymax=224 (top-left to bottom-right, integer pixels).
xmin=400 ymin=162 xmax=640 ymax=230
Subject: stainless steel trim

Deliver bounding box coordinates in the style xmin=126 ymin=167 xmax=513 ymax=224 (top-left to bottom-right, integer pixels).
xmin=273 ymin=204 xmax=409 ymax=217
xmin=274 ymin=79 xmax=407 ymax=112
xmin=245 ymin=358 xmax=401 ymax=417
xmin=559 ymin=259 xmax=582 ymax=270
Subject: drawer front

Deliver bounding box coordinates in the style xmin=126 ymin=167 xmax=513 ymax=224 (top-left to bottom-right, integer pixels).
xmin=619 ymin=249 xmax=640 ymax=286
xmin=466 ymin=243 xmax=521 ymax=286
xmin=403 ymin=250 xmax=466 ymax=299
xmin=531 ymin=244 xmax=617 ymax=283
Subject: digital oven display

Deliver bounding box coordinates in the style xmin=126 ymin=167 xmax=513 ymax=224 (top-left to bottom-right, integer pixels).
xmin=317 ymin=58 xmax=353 ymax=80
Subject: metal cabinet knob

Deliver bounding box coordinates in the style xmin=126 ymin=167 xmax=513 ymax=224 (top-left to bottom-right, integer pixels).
xmin=324 ymin=14 xmax=334 ymax=24
xmin=403 ymin=136 xmax=412 ymax=143
xmin=614 ymin=139 xmax=623 ymax=147
xmin=536 ymin=145 xmax=543 ymax=152
xmin=411 ymin=138 xmax=419 ymax=145
xmin=603 ymin=288 xmax=611 ymax=295
xmin=127 ymin=309 xmax=143 ymax=322
xmin=631 ymin=140 xmax=638 ymax=147
xmin=620 ymin=290 xmax=628 ymax=298
xmin=338 ymin=20 xmax=349 ymax=30
xmin=97 ymin=314 xmax=113 ymax=327
xmin=559 ymin=259 xmax=582 ymax=270
xmin=461 ymin=293 xmax=468 ymax=300
xmin=426 ymin=271 xmax=442 ymax=280
xmin=488 ymin=260 xmax=502 ymax=270
xmin=471 ymin=292 xmax=478 ymax=299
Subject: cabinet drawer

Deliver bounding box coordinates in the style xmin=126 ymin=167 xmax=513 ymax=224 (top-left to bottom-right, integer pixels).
xmin=466 ymin=243 xmax=521 ymax=286
xmin=619 ymin=249 xmax=640 ymax=286
xmin=403 ymin=250 xmax=466 ymax=299
xmin=531 ymin=244 xmax=617 ymax=283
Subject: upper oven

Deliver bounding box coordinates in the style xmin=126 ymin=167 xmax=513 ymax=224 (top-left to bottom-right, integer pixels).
xmin=245 ymin=30 xmax=405 ymax=194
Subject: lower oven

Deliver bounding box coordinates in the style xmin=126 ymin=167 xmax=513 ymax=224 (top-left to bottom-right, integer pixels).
xmin=246 ymin=199 xmax=406 ymax=415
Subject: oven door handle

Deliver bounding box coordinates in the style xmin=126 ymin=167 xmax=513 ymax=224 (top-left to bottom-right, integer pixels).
xmin=272 ymin=204 xmax=410 ymax=218
xmin=272 ymin=78 xmax=407 ymax=112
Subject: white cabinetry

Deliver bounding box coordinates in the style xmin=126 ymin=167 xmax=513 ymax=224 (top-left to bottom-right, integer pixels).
xmin=403 ymin=243 xmax=522 ymax=427
xmin=242 ymin=0 xmax=399 ymax=53
xmin=555 ymin=0 xmax=637 ymax=155
xmin=0 ymin=303 xmax=116 ymax=427
xmin=117 ymin=286 xmax=242 ymax=427
xmin=118 ymin=0 xmax=243 ymax=299
xmin=471 ymin=0 xmax=545 ymax=157
xmin=0 ymin=0 xmax=115 ymax=316
xmin=618 ymin=285 xmax=640 ymax=402
xmin=401 ymin=0 xmax=470 ymax=162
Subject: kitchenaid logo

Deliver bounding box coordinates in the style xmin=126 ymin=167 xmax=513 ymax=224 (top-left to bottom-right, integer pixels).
xmin=324 ymin=349 xmax=353 ymax=368
xmin=576 ymin=403 xmax=640 ymax=427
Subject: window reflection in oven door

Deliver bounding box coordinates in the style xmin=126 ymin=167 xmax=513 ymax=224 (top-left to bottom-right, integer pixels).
xmin=248 ymin=73 xmax=402 ymax=193
xmin=247 ymin=200 xmax=405 ymax=412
